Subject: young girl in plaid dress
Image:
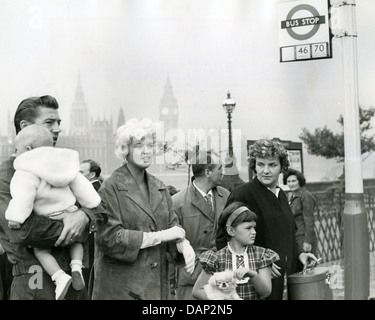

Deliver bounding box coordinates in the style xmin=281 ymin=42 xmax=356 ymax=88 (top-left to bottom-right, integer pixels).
xmin=192 ymin=202 xmax=279 ymax=300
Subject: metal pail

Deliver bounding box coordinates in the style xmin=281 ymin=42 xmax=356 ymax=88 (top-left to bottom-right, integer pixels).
xmin=287 ymin=267 xmax=333 ymax=300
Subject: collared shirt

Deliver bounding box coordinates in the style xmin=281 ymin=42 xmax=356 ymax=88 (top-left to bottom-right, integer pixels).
xmin=193 ymin=180 xmax=214 ymax=210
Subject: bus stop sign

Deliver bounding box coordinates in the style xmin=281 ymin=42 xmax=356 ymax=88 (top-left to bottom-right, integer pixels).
xmin=279 ymin=0 xmax=332 ymax=62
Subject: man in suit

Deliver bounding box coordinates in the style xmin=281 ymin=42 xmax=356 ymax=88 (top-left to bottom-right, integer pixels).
xmin=79 ymin=159 xmax=102 ymax=192
xmin=79 ymin=159 xmax=102 ymax=298
xmin=172 ymin=151 xmax=230 ymax=299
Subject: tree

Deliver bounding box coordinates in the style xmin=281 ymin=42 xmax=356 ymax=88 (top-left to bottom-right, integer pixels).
xmin=163 ymin=143 xmax=199 ymax=185
xmin=163 ymin=142 xmax=221 ymax=185
xmin=299 ymin=105 xmax=375 ymax=162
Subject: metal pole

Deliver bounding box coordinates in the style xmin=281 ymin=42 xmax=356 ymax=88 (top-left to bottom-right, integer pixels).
xmin=227 ymin=112 xmax=233 ymax=158
xmin=333 ymin=0 xmax=370 ymax=299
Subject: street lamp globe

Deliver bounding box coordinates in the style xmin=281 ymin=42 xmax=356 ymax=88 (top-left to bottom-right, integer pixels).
xmin=222 ymin=91 xmax=236 ymax=113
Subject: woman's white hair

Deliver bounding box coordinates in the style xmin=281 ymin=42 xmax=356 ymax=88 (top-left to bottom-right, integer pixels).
xmin=115 ymin=118 xmax=158 ymax=163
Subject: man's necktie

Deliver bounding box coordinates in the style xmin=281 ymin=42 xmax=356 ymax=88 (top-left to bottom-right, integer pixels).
xmin=205 ymin=194 xmax=213 ymax=210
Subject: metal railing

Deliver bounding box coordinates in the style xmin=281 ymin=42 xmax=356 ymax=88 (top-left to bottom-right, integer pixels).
xmin=313 ymin=185 xmax=375 ymax=263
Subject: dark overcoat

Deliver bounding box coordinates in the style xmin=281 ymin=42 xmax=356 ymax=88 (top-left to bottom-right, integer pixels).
xmin=92 ymin=165 xmax=179 ymax=300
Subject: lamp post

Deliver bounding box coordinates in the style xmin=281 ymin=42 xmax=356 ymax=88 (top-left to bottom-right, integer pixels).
xmin=222 ymin=91 xmax=236 ymax=159
xmin=221 ymin=91 xmax=243 ymax=191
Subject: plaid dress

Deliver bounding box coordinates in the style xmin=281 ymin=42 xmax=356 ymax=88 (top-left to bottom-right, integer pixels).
xmin=199 ymin=245 xmax=279 ymax=300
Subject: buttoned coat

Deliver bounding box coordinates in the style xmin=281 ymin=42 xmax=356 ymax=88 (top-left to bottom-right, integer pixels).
xmin=289 ymin=187 xmax=317 ymax=254
xmin=172 ymin=181 xmax=229 ymax=298
xmin=92 ymin=165 xmax=180 ymax=300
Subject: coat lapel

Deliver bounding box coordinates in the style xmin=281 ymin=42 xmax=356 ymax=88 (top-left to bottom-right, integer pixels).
xmin=115 ymin=165 xmax=157 ymax=224
xmin=146 ymin=172 xmax=164 ymax=215
xmin=189 ymin=183 xmax=215 ymax=223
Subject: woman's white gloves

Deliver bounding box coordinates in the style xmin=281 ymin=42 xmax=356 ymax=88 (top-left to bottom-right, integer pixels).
xmin=140 ymin=227 xmax=195 ymax=274
xmin=160 ymin=226 xmax=186 ymax=242
xmin=141 ymin=226 xmax=185 ymax=249
xmin=176 ymin=239 xmax=195 ymax=274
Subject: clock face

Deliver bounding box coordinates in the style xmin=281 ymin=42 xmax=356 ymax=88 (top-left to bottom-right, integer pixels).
xmin=162 ymin=107 xmax=169 ymax=115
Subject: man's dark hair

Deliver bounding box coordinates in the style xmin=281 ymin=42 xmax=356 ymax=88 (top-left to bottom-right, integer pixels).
xmin=14 ymin=95 xmax=59 ymax=134
xmin=191 ymin=151 xmax=217 ymax=178
xmin=82 ymin=159 xmax=102 ymax=178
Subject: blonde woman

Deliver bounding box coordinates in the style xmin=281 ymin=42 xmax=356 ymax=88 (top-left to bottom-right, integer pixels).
xmin=92 ymin=118 xmax=195 ymax=300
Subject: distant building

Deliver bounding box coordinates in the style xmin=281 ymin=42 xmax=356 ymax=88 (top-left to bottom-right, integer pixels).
xmin=59 ymin=74 xmax=122 ymax=176
xmin=159 ymin=76 xmax=179 ymax=135
xmin=148 ymin=77 xmax=179 ymax=174
xmin=0 ymin=75 xmax=181 ymax=178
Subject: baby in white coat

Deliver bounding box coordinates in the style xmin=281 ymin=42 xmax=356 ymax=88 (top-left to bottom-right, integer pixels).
xmin=5 ymin=124 xmax=101 ymax=300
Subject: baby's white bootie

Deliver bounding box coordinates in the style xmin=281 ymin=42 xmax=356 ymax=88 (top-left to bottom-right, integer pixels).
xmin=52 ymin=270 xmax=72 ymax=300
xmin=70 ymin=260 xmax=85 ymax=291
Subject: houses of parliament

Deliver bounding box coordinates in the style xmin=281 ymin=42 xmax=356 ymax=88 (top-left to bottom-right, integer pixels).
xmin=0 ymin=75 xmax=179 ymax=177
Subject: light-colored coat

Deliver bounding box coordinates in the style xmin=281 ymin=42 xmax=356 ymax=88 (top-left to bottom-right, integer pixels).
xmin=172 ymin=181 xmax=230 ymax=299
xmin=5 ymin=147 xmax=100 ymax=223
xmin=92 ymin=165 xmax=180 ymax=300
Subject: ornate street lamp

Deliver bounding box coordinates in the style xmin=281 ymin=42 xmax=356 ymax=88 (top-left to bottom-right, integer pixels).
xmin=222 ymin=91 xmax=236 ymax=159
xmin=221 ymin=91 xmax=243 ymax=191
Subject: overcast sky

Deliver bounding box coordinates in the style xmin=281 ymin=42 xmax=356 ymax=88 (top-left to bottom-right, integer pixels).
xmin=1 ymin=0 xmax=374 ymax=181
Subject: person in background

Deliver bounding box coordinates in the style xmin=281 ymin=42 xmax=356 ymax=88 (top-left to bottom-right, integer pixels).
xmin=79 ymin=158 xmax=102 ymax=298
xmin=218 ymin=138 xmax=318 ymax=300
xmin=0 ymin=95 xmax=100 ymax=300
xmin=80 ymin=159 xmax=102 ymax=192
xmin=92 ymin=118 xmax=195 ymax=300
xmin=172 ymin=150 xmax=230 ymax=299
xmin=283 ymin=168 xmax=318 ymax=256
xmin=5 ymin=124 xmax=101 ymax=300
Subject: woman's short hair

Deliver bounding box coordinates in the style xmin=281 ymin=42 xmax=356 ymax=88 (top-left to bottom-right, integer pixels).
xmin=115 ymin=118 xmax=157 ymax=163
xmin=217 ymin=202 xmax=257 ymax=242
xmin=248 ymin=139 xmax=290 ymax=174
xmin=283 ymin=168 xmax=306 ymax=187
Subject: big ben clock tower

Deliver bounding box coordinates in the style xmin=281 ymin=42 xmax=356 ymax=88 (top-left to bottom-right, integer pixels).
xmin=159 ymin=76 xmax=179 ymax=138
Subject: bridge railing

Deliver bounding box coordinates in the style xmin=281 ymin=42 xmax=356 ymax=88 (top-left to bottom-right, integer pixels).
xmin=313 ymin=185 xmax=375 ymax=263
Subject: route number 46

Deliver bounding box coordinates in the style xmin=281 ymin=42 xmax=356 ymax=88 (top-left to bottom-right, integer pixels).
xmin=296 ymin=45 xmax=311 ymax=59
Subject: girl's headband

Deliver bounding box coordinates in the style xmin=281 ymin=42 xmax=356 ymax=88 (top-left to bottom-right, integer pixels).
xmin=226 ymin=206 xmax=249 ymax=228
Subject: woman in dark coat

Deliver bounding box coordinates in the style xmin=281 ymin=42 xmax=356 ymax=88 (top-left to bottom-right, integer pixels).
xmin=283 ymin=168 xmax=318 ymax=255
xmin=92 ymin=118 xmax=195 ymax=300
xmin=217 ymin=139 xmax=317 ymax=300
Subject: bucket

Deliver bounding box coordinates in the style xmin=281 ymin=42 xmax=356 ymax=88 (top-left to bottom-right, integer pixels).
xmin=287 ymin=267 xmax=333 ymax=300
